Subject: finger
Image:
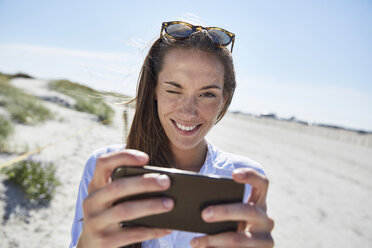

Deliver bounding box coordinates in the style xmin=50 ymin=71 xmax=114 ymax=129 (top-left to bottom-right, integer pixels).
xmin=190 ymin=231 xmax=274 ymax=248
xmin=89 ymin=149 xmax=149 ymax=193
xmin=88 ymin=197 xmax=174 ymax=231
xmin=232 ymin=168 xmax=269 ymax=210
xmin=83 ymin=173 xmax=171 ymax=214
xmin=102 ymin=227 xmax=172 ymax=248
xmin=201 ymin=203 xmax=274 ymax=232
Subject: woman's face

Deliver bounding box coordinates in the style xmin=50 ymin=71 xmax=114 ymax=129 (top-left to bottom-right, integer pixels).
xmin=155 ymin=48 xmax=226 ymax=152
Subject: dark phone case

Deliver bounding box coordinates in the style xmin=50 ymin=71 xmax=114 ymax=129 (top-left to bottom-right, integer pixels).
xmin=111 ymin=165 xmax=245 ymax=234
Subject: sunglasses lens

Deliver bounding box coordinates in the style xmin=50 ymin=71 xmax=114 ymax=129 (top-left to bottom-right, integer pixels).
xmin=207 ymin=29 xmax=231 ymax=46
xmin=166 ymin=23 xmax=193 ymax=38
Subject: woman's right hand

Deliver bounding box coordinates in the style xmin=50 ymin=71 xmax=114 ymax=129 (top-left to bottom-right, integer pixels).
xmin=77 ymin=149 xmax=174 ymax=248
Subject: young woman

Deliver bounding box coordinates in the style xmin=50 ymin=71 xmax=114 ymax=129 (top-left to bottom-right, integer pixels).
xmin=70 ymin=21 xmax=274 ymax=248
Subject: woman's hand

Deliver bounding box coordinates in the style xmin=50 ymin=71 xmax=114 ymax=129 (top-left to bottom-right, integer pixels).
xmin=77 ymin=150 xmax=174 ymax=248
xmin=191 ymin=168 xmax=274 ymax=248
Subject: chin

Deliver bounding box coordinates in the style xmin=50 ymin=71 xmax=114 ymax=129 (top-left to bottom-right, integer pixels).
xmin=170 ymin=136 xmax=205 ymax=151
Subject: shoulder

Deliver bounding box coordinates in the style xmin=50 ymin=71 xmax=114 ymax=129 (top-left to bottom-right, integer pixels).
xmin=223 ymin=150 xmax=265 ymax=175
xmin=207 ymin=140 xmax=265 ymax=176
xmin=83 ymin=144 xmax=125 ymax=180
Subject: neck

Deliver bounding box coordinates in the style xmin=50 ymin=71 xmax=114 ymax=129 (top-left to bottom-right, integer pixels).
xmin=171 ymin=140 xmax=208 ymax=172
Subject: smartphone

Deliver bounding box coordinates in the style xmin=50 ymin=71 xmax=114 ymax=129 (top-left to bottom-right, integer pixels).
xmin=111 ymin=165 xmax=245 ymax=234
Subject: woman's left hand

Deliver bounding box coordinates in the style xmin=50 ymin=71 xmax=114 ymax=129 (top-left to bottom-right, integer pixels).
xmin=190 ymin=168 xmax=274 ymax=248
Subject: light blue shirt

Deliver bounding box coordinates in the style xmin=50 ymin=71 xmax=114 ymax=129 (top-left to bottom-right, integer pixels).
xmin=69 ymin=140 xmax=264 ymax=248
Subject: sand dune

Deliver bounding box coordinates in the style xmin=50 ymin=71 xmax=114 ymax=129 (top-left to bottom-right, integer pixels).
xmin=0 ymin=78 xmax=371 ymax=247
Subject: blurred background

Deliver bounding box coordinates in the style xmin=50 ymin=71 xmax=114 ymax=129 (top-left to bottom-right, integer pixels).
xmin=1 ymin=0 xmax=371 ymax=131
xmin=0 ymin=1 xmax=371 ymax=248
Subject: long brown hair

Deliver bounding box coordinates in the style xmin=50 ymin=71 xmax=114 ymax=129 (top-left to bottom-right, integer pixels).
xmin=126 ymin=31 xmax=236 ymax=166
xmin=124 ymin=31 xmax=236 ymax=247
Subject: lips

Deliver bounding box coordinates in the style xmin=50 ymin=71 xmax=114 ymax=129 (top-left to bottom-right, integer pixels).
xmin=171 ymin=119 xmax=201 ymax=135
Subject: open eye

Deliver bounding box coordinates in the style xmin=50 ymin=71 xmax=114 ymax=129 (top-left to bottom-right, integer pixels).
xmin=200 ymin=92 xmax=216 ymax=98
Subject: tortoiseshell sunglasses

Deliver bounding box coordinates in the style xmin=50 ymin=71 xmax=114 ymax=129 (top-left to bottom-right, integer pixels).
xmin=160 ymin=21 xmax=235 ymax=52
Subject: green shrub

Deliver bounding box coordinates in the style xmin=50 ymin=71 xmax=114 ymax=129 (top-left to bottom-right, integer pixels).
xmin=1 ymin=159 xmax=61 ymax=202
xmin=6 ymin=99 xmax=52 ymax=124
xmin=0 ymin=71 xmax=34 ymax=79
xmin=0 ymin=116 xmax=14 ymax=151
xmin=10 ymin=72 xmax=34 ymax=79
xmin=0 ymin=78 xmax=53 ymax=125
xmin=49 ymin=80 xmax=116 ymax=124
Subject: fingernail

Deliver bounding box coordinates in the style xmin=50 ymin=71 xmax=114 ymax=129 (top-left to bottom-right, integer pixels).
xmin=157 ymin=174 xmax=170 ymax=188
xmin=190 ymin=238 xmax=199 ymax=247
xmin=162 ymin=198 xmax=173 ymax=209
xmin=203 ymin=207 xmax=214 ymax=220
xmin=127 ymin=150 xmax=149 ymax=161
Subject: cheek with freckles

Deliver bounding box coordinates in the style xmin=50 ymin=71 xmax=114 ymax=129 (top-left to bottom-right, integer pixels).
xmin=156 ymin=93 xmax=180 ymax=118
xmin=196 ymin=96 xmax=225 ymax=126
xmin=203 ymin=100 xmax=223 ymax=120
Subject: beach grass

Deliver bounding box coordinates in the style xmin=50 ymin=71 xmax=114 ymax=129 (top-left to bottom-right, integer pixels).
xmin=0 ymin=75 xmax=53 ymax=125
xmin=49 ymin=79 xmax=116 ymax=124
xmin=1 ymin=159 xmax=61 ymax=202
xmin=0 ymin=116 xmax=14 ymax=152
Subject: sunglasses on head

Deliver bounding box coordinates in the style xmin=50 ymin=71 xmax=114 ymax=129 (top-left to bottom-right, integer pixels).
xmin=160 ymin=21 xmax=235 ymax=52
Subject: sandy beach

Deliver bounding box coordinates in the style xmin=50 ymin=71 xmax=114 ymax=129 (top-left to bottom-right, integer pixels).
xmin=1 ymin=78 xmax=371 ymax=248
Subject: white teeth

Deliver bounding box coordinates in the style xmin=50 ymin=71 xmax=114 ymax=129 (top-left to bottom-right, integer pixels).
xmin=175 ymin=122 xmax=197 ymax=131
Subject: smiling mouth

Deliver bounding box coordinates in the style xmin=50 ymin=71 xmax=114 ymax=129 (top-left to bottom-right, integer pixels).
xmin=171 ymin=119 xmax=202 ymax=134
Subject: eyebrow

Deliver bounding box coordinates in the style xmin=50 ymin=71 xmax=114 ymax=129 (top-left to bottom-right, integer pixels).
xmin=163 ymin=81 xmax=222 ymax=90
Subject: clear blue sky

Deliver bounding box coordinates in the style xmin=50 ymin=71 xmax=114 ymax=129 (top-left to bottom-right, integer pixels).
xmin=0 ymin=0 xmax=371 ymax=131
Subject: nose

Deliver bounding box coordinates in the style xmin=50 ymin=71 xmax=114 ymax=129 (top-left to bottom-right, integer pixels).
xmin=179 ymin=96 xmax=198 ymax=118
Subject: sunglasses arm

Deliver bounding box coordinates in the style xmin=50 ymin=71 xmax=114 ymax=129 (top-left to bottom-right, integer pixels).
xmin=231 ymin=37 xmax=235 ymax=53
xmin=160 ymin=27 xmax=164 ymax=39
